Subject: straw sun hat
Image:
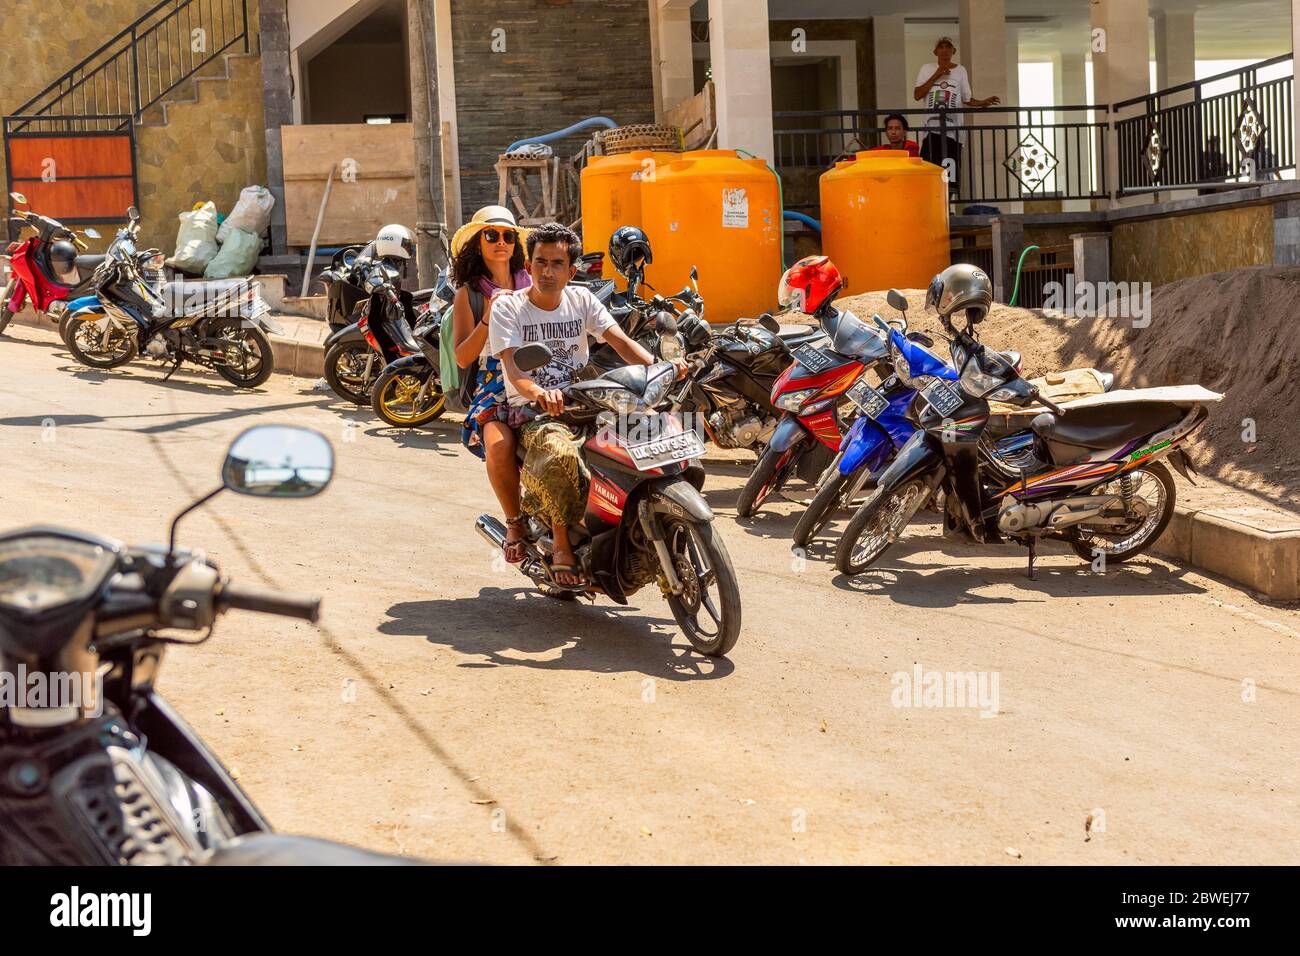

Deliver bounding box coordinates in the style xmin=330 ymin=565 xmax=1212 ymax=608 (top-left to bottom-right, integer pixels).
xmin=450 ymin=205 xmax=530 ymax=257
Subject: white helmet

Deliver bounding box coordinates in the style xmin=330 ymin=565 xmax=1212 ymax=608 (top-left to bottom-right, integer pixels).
xmin=374 ymin=223 xmax=415 ymax=261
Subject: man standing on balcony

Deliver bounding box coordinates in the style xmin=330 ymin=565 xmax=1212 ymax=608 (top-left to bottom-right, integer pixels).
xmin=913 ymin=37 xmax=1001 ymax=192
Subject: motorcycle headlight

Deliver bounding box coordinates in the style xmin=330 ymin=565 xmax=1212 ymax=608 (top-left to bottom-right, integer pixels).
xmin=589 ymin=387 xmax=643 ymax=415
xmin=775 ymin=388 xmax=816 ymax=413
xmin=959 ymin=363 xmax=1003 ymax=398
xmin=642 ymin=363 xmax=676 ymax=408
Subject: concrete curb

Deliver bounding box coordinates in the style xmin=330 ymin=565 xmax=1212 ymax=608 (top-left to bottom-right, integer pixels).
xmin=12 ymin=309 xmax=1297 ymax=602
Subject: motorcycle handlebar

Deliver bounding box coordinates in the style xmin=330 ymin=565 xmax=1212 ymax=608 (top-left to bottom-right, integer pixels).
xmin=1032 ymin=389 xmax=1068 ymax=417
xmin=219 ymin=583 xmax=321 ymax=622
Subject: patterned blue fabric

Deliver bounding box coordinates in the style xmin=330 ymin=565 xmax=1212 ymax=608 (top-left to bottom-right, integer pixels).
xmin=461 ymin=356 xmax=506 ymax=459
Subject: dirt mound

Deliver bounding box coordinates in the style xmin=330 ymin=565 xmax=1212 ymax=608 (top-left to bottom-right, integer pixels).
xmin=837 ymin=266 xmax=1300 ymax=506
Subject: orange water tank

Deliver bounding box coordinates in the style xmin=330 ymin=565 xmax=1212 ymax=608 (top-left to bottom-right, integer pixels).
xmin=580 ymin=150 xmax=678 ymax=286
xmin=819 ymin=152 xmax=950 ymax=297
xmin=641 ymin=149 xmax=782 ymax=323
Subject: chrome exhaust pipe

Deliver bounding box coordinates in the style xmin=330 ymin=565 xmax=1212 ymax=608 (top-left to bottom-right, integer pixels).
xmin=475 ymin=515 xmax=507 ymax=550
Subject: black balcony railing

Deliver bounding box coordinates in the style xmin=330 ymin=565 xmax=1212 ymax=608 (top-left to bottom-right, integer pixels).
xmin=9 ymin=0 xmax=250 ymax=134
xmin=1115 ymin=54 xmax=1294 ymax=193
xmin=774 ymin=106 xmax=1109 ymax=205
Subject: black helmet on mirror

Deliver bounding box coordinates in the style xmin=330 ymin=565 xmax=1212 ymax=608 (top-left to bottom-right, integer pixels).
xmin=49 ymin=239 xmax=78 ymax=269
xmin=608 ymin=225 xmax=652 ymax=278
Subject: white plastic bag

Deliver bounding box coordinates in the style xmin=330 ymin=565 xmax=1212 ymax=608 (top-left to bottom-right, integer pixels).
xmin=217 ymin=185 xmax=275 ymax=243
xmin=168 ymin=201 xmax=220 ymax=274
xmin=204 ymin=227 xmax=261 ymax=279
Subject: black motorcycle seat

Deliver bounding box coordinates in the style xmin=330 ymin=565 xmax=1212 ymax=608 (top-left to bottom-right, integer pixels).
xmin=1031 ymin=403 xmax=1184 ymax=451
xmin=205 ymin=833 xmax=433 ymax=866
xmin=778 ymin=328 xmax=825 ymax=348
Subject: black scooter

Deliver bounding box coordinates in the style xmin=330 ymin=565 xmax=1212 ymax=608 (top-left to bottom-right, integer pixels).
xmin=0 ymin=425 xmax=425 ymax=865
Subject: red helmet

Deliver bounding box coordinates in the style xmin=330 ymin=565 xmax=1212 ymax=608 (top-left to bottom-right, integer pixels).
xmin=777 ymin=256 xmax=845 ymax=315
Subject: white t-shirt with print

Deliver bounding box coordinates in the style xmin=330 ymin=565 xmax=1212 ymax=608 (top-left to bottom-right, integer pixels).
xmin=489 ymin=285 xmax=617 ymax=405
xmin=916 ymin=62 xmax=972 ymax=131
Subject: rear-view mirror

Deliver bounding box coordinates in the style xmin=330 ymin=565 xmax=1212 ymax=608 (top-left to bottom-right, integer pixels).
xmin=887 ymin=289 xmax=909 ymax=313
xmin=513 ymin=343 xmax=553 ymax=372
xmin=222 ymin=426 xmax=334 ymax=499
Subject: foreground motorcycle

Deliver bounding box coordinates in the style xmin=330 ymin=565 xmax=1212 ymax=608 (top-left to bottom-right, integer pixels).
xmin=476 ymin=342 xmax=742 ymax=657
xmin=0 ymin=425 xmax=421 ymax=865
xmin=63 ymin=207 xmax=279 ymax=388
xmin=835 ymin=288 xmax=1218 ymax=578
xmin=1 ymin=192 xmax=102 ymax=335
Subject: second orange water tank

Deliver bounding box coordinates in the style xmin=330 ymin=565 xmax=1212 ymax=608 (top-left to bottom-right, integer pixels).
xmin=820 ymin=152 xmax=950 ymax=298
xmin=580 ymin=150 xmax=678 ymax=286
xmin=641 ymin=150 xmax=783 ymax=323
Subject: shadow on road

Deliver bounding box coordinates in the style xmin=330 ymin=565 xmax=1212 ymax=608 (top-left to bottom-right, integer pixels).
xmin=380 ymin=586 xmax=734 ymax=680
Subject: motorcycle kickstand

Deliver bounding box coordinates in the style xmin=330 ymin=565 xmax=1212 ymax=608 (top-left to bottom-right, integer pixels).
xmin=1025 ymin=536 xmax=1038 ymax=581
xmin=162 ymin=352 xmax=183 ymax=381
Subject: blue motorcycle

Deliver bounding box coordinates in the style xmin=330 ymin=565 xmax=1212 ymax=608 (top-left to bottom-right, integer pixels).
xmin=791 ymin=293 xmax=958 ymax=548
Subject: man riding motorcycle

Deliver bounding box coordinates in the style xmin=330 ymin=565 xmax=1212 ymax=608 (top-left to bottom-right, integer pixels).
xmin=487 ymin=223 xmax=682 ymax=589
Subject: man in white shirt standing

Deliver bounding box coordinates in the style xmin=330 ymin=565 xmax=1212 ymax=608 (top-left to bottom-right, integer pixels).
xmin=913 ymin=36 xmax=1001 ymax=194
xmin=490 ymin=222 xmax=662 ymax=589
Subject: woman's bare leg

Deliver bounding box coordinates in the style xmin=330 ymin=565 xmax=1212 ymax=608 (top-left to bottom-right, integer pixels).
xmin=482 ymin=419 xmax=524 ymax=560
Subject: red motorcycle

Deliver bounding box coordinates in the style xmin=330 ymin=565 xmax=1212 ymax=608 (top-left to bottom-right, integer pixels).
xmin=0 ymin=191 xmax=102 ymax=334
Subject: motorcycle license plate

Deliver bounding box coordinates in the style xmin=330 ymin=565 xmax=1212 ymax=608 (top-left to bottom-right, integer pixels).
xmin=792 ymin=343 xmax=836 ymax=374
xmin=846 ymin=379 xmax=889 ymax=419
xmin=627 ymin=429 xmax=705 ymax=471
xmin=921 ymin=379 xmax=963 ymax=416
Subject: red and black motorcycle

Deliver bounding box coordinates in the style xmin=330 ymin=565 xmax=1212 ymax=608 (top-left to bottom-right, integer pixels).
xmin=735 ymin=305 xmax=890 ymax=517
xmin=475 ymin=343 xmax=742 ymax=657
xmin=2 ymin=192 xmax=104 ymax=335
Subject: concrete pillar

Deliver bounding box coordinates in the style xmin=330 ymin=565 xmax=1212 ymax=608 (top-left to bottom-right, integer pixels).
xmin=434 ymin=0 xmax=462 ymax=230
xmin=1005 ymin=24 xmax=1019 ymax=109
xmin=1274 ymin=199 xmax=1300 ymax=266
xmin=1055 ymin=52 xmax=1095 ymax=209
xmin=1072 ymin=232 xmax=1111 ymax=315
xmin=708 ymin=0 xmax=775 ymax=162
xmin=1292 ymin=0 xmax=1300 ymax=178
xmin=873 ymin=14 xmax=910 ymax=112
xmin=651 ymin=0 xmax=696 ymax=119
xmin=409 ymin=0 xmax=447 ymax=285
xmin=959 ymin=0 xmax=1010 ymax=204
xmin=1091 ymin=0 xmax=1151 ymax=205
xmin=990 ymin=216 xmax=1024 ymax=303
xmin=1154 ymin=11 xmax=1196 ymax=93
xmin=259 ymin=0 xmax=294 ymax=256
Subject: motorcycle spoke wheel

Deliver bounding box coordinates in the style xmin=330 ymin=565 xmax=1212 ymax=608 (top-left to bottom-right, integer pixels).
xmin=662 ymin=518 xmax=742 ymax=657
xmin=835 ymin=479 xmax=926 ymax=575
xmin=1068 ymin=462 xmax=1176 ymax=564
xmin=210 ymin=323 xmax=273 ymax=387
xmin=67 ymin=319 xmax=137 ymax=368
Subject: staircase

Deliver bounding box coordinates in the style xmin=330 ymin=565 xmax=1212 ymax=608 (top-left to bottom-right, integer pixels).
xmin=9 ymin=0 xmax=252 ymax=134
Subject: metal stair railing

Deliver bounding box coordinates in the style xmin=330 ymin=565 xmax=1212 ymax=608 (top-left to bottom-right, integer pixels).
xmin=9 ymin=0 xmax=249 ymax=134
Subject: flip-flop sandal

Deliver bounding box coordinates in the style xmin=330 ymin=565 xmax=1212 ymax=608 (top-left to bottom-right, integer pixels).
xmin=503 ymin=517 xmax=527 ymax=565
xmin=544 ymin=558 xmax=588 ymax=592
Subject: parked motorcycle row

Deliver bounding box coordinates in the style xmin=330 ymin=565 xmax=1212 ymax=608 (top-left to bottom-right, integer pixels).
xmin=0 ymin=210 xmax=1221 ymax=865
xmin=3 ymin=194 xmax=281 ymax=387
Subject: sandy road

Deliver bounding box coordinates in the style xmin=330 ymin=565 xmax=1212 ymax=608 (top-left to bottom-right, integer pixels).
xmin=1 ymin=323 xmax=1298 ymax=865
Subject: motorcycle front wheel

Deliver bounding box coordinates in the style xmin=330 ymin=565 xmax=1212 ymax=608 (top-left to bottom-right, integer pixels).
xmin=371 ymin=363 xmax=446 ymax=427
xmin=66 ymin=317 xmax=138 ymax=368
xmin=662 ymin=517 xmax=742 ymax=657
xmin=0 ymin=280 xmax=15 ymax=334
xmin=323 ymin=342 xmax=377 ymax=404
xmin=735 ymin=443 xmax=798 ymax=518
xmin=1068 ymin=462 xmax=1176 ymax=564
xmin=792 ymin=469 xmax=852 ymax=550
xmin=210 ymin=322 xmax=274 ymax=388
xmin=834 ymin=479 xmax=929 ymax=575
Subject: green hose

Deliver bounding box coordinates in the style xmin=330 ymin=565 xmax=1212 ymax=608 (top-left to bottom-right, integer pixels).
xmin=1009 ymin=245 xmax=1038 ymax=307
xmin=736 ymin=147 xmax=788 ymax=268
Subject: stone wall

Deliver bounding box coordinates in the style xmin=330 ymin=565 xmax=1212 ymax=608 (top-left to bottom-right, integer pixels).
xmin=1111 ymin=204 xmax=1274 ymax=288
xmin=449 ymin=0 xmax=656 ymax=217
xmin=1 ymin=0 xmax=267 ymax=257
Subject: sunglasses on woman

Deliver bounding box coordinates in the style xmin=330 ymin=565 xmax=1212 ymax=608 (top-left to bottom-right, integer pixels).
xmin=483 ymin=228 xmax=517 ymax=245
